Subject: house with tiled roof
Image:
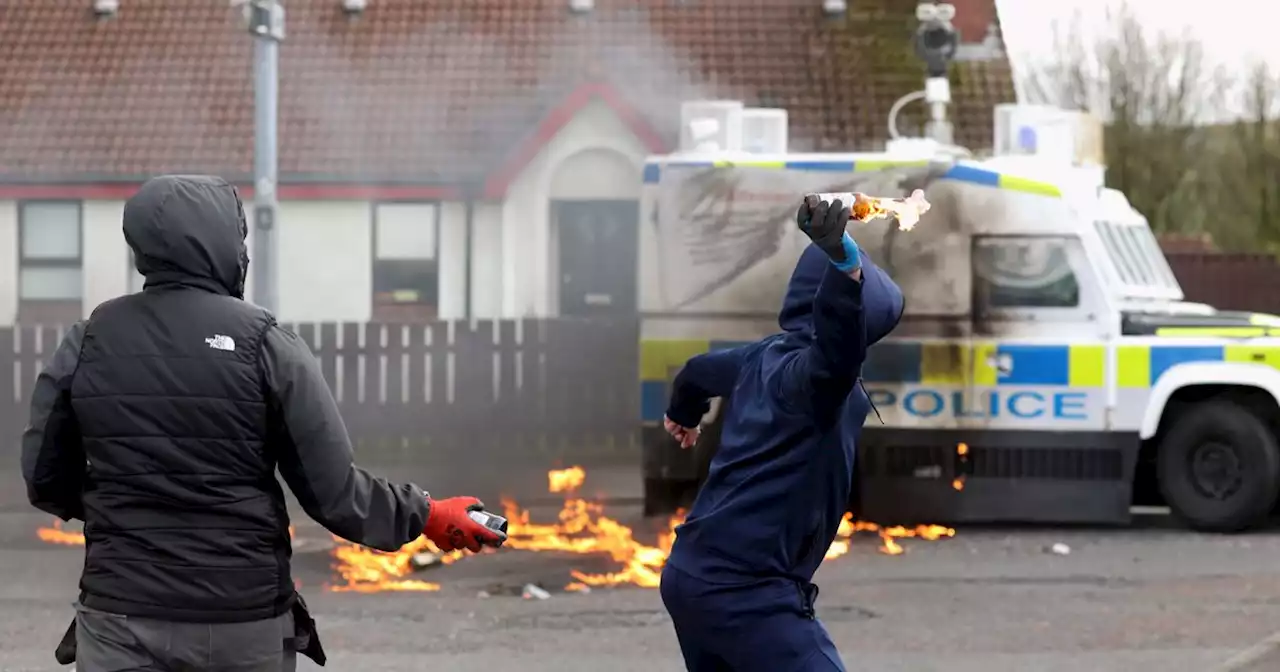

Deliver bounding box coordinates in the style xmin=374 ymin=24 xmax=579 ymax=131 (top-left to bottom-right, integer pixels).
xmin=0 ymin=0 xmax=1014 ymax=325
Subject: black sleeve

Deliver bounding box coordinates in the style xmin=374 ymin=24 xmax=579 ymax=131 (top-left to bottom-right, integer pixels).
xmin=20 ymin=322 xmax=87 ymax=521
xmin=260 ymin=325 xmax=429 ymax=552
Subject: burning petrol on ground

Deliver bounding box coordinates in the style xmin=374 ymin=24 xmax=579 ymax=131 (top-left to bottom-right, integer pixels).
xmin=34 ymin=466 xmax=956 ymax=595
xmin=322 ymin=466 xmax=956 ymax=595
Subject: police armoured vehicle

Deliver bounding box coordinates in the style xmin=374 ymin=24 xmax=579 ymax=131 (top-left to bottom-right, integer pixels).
xmin=639 ymin=98 xmax=1280 ymax=534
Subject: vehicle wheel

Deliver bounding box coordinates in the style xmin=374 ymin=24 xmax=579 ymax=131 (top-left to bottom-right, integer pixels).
xmin=1157 ymin=401 xmax=1280 ymax=533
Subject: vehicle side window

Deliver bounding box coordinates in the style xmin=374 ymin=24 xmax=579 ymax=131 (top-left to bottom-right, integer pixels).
xmin=973 ymin=236 xmax=1080 ymax=309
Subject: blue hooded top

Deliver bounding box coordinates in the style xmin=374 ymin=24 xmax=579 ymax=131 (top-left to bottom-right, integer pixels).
xmin=664 ymin=244 xmax=904 ymax=584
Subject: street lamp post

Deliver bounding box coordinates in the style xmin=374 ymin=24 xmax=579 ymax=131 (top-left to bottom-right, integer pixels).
xmin=243 ymin=0 xmax=284 ymax=313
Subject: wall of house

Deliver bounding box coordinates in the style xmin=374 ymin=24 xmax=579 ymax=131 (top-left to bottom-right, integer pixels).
xmin=0 ymin=199 xmax=352 ymax=326
xmin=0 ymin=203 xmax=17 ymax=326
xmin=0 ymin=97 xmax=650 ymax=326
xmin=272 ymin=200 xmax=370 ymax=323
xmin=0 ymin=196 xmax=480 ymax=326
xmin=84 ymin=200 xmax=130 ymax=311
xmin=467 ymin=202 xmax=506 ymax=319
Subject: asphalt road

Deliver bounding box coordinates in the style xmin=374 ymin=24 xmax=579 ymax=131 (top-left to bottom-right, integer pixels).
xmin=4 ymin=500 xmax=1280 ymax=672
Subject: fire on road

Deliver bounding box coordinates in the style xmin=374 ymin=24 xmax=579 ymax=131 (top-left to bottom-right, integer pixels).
xmin=35 ymin=466 xmax=955 ymax=592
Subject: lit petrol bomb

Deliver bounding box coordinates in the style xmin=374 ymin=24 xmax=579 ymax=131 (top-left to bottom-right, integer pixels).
xmin=810 ymin=189 xmax=931 ymax=231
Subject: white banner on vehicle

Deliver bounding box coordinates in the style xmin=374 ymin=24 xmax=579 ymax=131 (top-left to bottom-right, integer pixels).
xmin=653 ymin=163 xmax=943 ymax=310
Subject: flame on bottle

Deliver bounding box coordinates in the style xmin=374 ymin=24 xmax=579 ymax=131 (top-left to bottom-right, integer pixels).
xmin=813 ymin=189 xmax=931 ymax=231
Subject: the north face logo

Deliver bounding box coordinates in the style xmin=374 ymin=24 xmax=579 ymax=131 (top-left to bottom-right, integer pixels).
xmin=205 ymin=335 xmax=236 ymax=352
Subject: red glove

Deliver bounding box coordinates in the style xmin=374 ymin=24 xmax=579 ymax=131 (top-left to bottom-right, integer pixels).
xmin=423 ymin=496 xmax=504 ymax=553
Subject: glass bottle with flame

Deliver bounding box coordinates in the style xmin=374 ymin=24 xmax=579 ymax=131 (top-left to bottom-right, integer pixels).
xmin=814 ymin=189 xmax=931 ymax=231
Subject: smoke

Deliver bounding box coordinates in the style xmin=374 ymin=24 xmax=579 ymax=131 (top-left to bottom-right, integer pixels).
xmin=0 ymin=0 xmax=884 ymax=190
xmin=0 ymin=0 xmax=766 ymax=184
xmin=284 ymin=0 xmax=736 ymax=187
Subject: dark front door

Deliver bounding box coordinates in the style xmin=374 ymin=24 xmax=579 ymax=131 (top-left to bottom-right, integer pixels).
xmin=555 ymin=200 xmax=639 ymax=317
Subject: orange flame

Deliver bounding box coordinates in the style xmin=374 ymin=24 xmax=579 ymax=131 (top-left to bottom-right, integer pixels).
xmin=325 ymin=468 xmax=954 ymax=593
xmin=500 ymin=497 xmax=682 ymax=589
xmin=34 ymin=469 xmax=954 ymax=591
xmin=327 ymin=537 xmax=463 ymax=593
xmin=823 ymin=513 xmax=955 ymax=558
xmin=548 ymin=466 xmax=586 ymax=493
xmin=36 ymin=520 xmax=84 ymax=546
xmin=35 ymin=523 xmax=296 ymax=548
xmin=953 ymin=442 xmax=969 ymax=491
xmin=851 ymin=189 xmax=931 ymax=231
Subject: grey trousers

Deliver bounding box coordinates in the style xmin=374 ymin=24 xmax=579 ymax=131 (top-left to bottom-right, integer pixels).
xmin=74 ymin=602 xmax=296 ymax=672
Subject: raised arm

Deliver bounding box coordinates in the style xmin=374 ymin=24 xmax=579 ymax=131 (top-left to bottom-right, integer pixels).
xmin=773 ymin=196 xmax=872 ymax=425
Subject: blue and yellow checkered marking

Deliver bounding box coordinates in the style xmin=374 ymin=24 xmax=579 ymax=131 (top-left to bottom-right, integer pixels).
xmin=1118 ymin=344 xmax=1236 ymax=387
xmin=641 ymin=159 xmax=1063 ymax=198
xmin=1149 ymin=346 xmax=1223 ymax=385
xmin=642 ymin=340 xmax=1096 ymax=420
xmin=640 ymin=339 xmax=752 ymax=421
xmin=861 ymin=342 xmax=1102 ymax=388
xmin=639 ymin=338 xmax=1280 ymax=420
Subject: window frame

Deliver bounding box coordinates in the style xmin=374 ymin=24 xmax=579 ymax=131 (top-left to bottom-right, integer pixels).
xmin=17 ymin=199 xmax=84 ymax=303
xmin=369 ymin=200 xmax=442 ymax=317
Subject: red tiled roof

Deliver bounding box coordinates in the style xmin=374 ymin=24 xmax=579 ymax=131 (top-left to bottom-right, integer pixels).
xmin=483 ymin=82 xmax=667 ymax=199
xmin=947 ymin=0 xmax=997 ymax=43
xmin=0 ymin=0 xmax=1015 ymax=191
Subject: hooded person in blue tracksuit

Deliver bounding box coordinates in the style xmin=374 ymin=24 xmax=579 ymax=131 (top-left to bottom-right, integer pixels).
xmin=659 ymin=195 xmax=905 ymax=671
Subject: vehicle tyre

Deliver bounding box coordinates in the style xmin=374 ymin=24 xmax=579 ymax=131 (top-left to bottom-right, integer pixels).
xmin=1157 ymin=401 xmax=1280 ymax=533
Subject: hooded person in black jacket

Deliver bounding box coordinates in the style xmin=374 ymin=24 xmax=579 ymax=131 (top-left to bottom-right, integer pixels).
xmin=20 ymin=175 xmax=505 ymax=671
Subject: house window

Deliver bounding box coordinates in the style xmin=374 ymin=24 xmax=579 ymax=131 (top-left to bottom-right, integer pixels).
xmin=372 ymin=203 xmax=438 ymax=322
xmin=18 ymin=201 xmax=83 ymax=323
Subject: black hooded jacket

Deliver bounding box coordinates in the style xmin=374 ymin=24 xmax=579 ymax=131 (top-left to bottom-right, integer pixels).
xmin=20 ymin=175 xmax=430 ymax=623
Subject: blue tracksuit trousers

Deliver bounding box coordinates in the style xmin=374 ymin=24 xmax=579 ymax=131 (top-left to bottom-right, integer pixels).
xmin=660 ymin=565 xmax=846 ymax=672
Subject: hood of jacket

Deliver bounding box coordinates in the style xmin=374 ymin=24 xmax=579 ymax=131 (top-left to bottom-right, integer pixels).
xmin=124 ymin=175 xmax=250 ymax=298
xmin=777 ymin=243 xmax=904 ymax=346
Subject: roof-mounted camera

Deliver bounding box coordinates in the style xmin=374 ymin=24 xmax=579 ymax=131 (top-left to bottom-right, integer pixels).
xmin=914 ymin=3 xmax=958 ymax=79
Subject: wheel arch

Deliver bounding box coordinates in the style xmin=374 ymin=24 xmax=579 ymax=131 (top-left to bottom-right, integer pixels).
xmin=1140 ymin=362 xmax=1280 ymax=440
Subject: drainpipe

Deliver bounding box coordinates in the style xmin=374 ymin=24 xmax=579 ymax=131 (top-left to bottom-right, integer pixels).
xmin=463 ymin=190 xmax=475 ymax=319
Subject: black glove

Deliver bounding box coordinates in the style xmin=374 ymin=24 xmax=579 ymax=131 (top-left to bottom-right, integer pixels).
xmin=797 ymin=195 xmax=860 ymax=272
